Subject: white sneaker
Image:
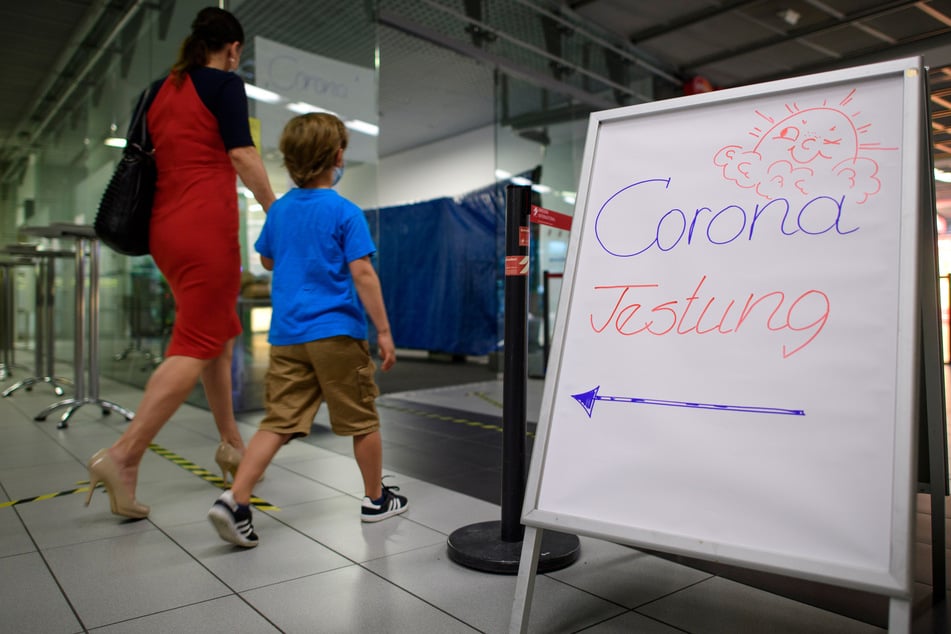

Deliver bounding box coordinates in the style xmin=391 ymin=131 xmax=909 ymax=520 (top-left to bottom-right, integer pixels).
xmin=361 ymin=483 xmax=408 ymax=523
xmin=208 ymin=490 xmax=258 ymax=547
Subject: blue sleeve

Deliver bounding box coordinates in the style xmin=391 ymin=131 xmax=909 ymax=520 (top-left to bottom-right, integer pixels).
xmin=254 ymin=213 xmax=273 ymax=259
xmin=214 ymin=75 xmax=254 ymax=150
xmin=190 ymin=68 xmax=254 ymax=150
xmin=342 ymin=203 xmax=376 ymax=263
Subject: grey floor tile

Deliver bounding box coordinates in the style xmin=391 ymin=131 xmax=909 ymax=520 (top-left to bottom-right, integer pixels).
xmin=43 ymin=529 xmax=231 ymax=629
xmin=0 ymin=551 xmax=83 ymax=633
xmin=34 ymin=426 xmax=126 ymax=462
xmin=0 ymin=419 xmax=58 ymax=446
xmin=127 ymin=450 xmax=200 ymax=488
xmin=238 ymin=462 xmax=348 ymax=507
xmin=0 ymin=437 xmax=77 ymax=470
xmin=396 ymin=478 xmax=501 ymax=535
xmin=132 ymin=476 xmax=229 ymax=528
xmin=89 ymin=595 xmax=281 ymax=633
xmin=269 ymin=440 xmax=341 ymax=465
xmin=0 ymin=457 xmax=90 ymax=500
xmin=163 ymin=515 xmax=352 ymax=592
xmin=15 ymin=488 xmax=154 ymax=550
xmin=545 ymin=537 xmax=712 ymax=608
xmin=0 ymin=505 xmax=35 ymax=557
xmin=363 ymin=543 xmax=627 ymax=633
xmin=241 ymin=564 xmax=479 ymax=633
xmin=276 ymin=452 xmax=368 ymax=494
xmin=165 ymin=411 xmax=242 ymax=439
xmin=150 ymin=427 xmax=223 ymax=460
xmin=577 ymin=611 xmax=684 ymax=633
xmin=276 ymin=494 xmax=447 ymax=562
xmin=637 ymin=576 xmax=885 ymax=633
xmin=384 ymin=380 xmax=508 ymax=418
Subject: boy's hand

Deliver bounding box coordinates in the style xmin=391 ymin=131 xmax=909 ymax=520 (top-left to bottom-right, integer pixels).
xmin=377 ymin=331 xmax=396 ymax=371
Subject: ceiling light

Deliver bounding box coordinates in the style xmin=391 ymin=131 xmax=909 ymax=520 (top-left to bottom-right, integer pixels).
xmin=345 ymin=119 xmax=379 ymax=136
xmin=245 ymin=83 xmax=282 ymax=104
xmin=286 ymin=101 xmax=337 ymax=116
xmin=779 ymin=9 xmax=800 ymax=26
xmin=104 ymin=137 xmax=126 ymax=148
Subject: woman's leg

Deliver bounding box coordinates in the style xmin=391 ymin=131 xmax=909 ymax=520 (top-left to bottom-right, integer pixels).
xmin=107 ymin=354 xmax=210 ymax=494
xmin=200 ymin=337 xmax=244 ymax=451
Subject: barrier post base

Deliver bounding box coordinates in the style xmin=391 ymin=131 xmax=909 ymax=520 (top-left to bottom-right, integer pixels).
xmin=447 ymin=520 xmax=580 ymax=574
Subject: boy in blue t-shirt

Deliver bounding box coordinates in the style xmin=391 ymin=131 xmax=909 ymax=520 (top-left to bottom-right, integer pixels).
xmin=208 ymin=113 xmax=407 ymax=547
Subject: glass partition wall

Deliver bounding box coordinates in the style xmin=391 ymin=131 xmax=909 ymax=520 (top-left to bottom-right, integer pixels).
xmin=5 ymin=0 xmax=382 ymax=412
xmin=6 ymin=0 xmax=660 ymax=413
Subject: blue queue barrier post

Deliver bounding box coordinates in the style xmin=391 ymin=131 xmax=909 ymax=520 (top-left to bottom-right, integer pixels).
xmin=446 ymin=184 xmax=580 ymax=573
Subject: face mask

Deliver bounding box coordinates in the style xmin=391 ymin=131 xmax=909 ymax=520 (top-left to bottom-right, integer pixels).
xmin=332 ymin=165 xmax=344 ymax=187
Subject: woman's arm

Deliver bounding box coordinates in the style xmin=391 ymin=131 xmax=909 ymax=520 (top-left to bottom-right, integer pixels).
xmin=229 ymin=146 xmax=276 ymax=212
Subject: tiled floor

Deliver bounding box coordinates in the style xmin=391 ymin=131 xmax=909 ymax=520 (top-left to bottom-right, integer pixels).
xmin=0 ymin=364 xmax=948 ymax=633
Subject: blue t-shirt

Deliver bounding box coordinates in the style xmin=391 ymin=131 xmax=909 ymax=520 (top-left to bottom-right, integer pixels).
xmin=254 ymin=188 xmax=376 ymax=345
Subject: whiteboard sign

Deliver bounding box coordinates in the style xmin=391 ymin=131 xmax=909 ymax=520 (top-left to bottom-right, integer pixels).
xmin=522 ymin=58 xmax=924 ymax=595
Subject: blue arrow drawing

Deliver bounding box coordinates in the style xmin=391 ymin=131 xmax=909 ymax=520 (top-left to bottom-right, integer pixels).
xmin=571 ymin=386 xmax=805 ymax=418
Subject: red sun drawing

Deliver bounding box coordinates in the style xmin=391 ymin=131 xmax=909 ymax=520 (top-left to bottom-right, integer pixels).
xmin=713 ymin=89 xmax=897 ymax=204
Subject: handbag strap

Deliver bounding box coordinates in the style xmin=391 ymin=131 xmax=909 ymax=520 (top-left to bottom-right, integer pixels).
xmin=127 ymin=85 xmax=153 ymax=151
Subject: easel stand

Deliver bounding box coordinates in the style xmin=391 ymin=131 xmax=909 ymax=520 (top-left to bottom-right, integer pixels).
xmin=508 ymin=59 xmax=946 ymax=633
xmin=917 ymin=64 xmax=948 ymax=610
xmin=446 ymin=184 xmax=580 ymax=573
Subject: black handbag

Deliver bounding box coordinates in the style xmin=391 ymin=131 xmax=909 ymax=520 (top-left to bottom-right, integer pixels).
xmin=94 ymin=87 xmax=155 ymax=256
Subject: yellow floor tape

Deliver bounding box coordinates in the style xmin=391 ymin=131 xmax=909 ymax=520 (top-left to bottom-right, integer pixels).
xmin=0 ymin=442 xmax=278 ymax=511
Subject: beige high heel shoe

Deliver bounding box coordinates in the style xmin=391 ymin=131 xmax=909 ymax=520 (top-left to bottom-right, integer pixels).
xmin=214 ymin=442 xmax=241 ymax=483
xmin=85 ymin=449 xmax=150 ymax=519
xmin=214 ymin=442 xmax=264 ymax=484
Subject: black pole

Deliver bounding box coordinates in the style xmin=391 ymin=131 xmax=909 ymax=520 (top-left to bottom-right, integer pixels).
xmin=501 ymin=184 xmax=529 ymax=542
xmin=446 ymin=184 xmax=579 ymax=574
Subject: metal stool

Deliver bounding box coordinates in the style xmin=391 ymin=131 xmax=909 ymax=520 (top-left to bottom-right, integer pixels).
xmin=23 ymin=224 xmax=134 ymax=428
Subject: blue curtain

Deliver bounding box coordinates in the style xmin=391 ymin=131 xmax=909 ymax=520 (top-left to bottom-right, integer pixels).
xmin=365 ymin=182 xmax=506 ymax=355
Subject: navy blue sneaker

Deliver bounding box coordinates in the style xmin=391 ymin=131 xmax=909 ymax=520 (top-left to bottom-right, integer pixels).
xmin=208 ymin=490 xmax=258 ymax=547
xmin=361 ymin=482 xmax=408 ymax=522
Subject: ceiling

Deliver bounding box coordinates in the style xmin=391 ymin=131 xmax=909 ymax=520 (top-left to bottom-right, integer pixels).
xmin=5 ymin=0 xmax=951 ymax=208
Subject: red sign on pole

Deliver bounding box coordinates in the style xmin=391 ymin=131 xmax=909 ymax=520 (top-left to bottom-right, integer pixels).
xmin=505 ymin=255 xmax=529 ymax=276
xmin=530 ymin=205 xmax=573 ymax=231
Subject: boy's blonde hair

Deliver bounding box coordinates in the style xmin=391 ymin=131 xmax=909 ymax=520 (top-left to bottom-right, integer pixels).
xmin=279 ymin=113 xmax=349 ymax=187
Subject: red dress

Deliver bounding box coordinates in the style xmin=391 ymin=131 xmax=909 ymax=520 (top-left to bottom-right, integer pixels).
xmin=147 ymin=73 xmax=242 ymax=359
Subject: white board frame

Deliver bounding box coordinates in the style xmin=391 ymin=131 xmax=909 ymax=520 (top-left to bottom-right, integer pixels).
xmin=516 ymin=57 xmax=925 ymax=629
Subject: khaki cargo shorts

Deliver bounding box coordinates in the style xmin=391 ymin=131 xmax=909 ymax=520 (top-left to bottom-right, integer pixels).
xmin=259 ymin=335 xmax=380 ymax=438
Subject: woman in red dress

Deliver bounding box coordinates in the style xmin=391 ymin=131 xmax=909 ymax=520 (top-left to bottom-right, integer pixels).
xmin=85 ymin=7 xmax=275 ymax=519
